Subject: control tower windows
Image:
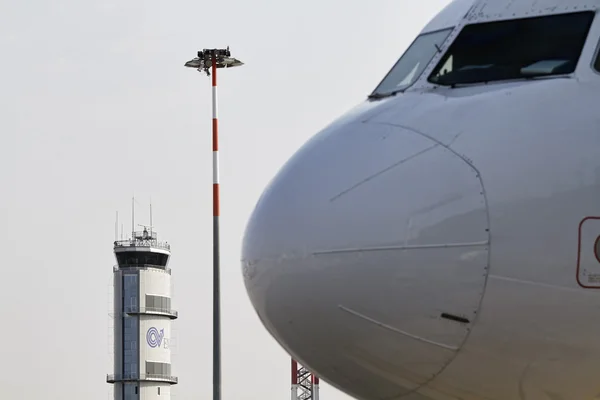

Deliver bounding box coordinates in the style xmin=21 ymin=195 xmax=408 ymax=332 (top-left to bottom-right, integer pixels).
xmin=116 ymin=251 xmax=169 ymax=268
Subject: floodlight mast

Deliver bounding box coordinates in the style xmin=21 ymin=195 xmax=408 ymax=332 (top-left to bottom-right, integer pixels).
xmin=184 ymin=47 xmax=243 ymax=400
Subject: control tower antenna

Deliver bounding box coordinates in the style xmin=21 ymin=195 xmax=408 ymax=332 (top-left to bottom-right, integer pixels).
xmin=108 ymin=204 xmax=178 ymax=399
xmin=131 ymin=196 xmax=135 ymax=239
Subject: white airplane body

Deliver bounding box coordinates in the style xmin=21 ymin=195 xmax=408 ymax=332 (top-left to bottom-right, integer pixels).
xmin=242 ymin=0 xmax=600 ymax=398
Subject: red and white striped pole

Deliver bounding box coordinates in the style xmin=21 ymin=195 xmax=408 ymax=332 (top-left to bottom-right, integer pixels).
xmin=292 ymin=358 xmax=320 ymax=400
xmin=211 ymin=52 xmax=222 ymax=400
xmin=312 ymin=374 xmax=320 ymax=400
xmin=184 ymin=47 xmax=243 ymax=400
xmin=291 ymin=359 xmax=299 ymax=400
xmin=212 ymin=54 xmax=219 ymax=218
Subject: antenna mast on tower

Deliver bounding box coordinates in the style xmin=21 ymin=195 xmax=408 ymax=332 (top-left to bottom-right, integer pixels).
xmin=131 ymin=196 xmax=135 ymax=239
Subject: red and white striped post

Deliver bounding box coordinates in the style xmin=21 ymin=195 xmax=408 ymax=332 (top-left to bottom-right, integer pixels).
xmin=212 ymin=55 xmax=219 ymax=218
xmin=312 ymin=374 xmax=320 ymax=400
xmin=210 ymin=52 xmax=222 ymax=400
xmin=291 ymin=358 xmax=320 ymax=400
xmin=184 ymin=47 xmax=244 ymax=400
xmin=291 ymin=359 xmax=299 ymax=400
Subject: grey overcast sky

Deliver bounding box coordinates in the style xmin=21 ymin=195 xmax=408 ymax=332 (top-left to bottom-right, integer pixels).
xmin=2 ymin=1 xmax=452 ymax=398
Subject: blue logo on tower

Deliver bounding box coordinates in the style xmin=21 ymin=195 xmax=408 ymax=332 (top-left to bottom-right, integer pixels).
xmin=146 ymin=327 xmax=165 ymax=348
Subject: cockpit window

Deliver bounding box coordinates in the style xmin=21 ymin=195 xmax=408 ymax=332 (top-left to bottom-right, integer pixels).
xmin=594 ymin=42 xmax=600 ymax=73
xmin=429 ymin=11 xmax=595 ymax=86
xmin=370 ymin=28 xmax=453 ymax=97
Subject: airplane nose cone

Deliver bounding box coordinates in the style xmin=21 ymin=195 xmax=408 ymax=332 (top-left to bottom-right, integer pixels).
xmin=242 ymin=120 xmax=490 ymax=399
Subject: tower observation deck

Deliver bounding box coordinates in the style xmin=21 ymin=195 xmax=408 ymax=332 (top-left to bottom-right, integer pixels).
xmin=107 ymin=227 xmax=178 ymax=400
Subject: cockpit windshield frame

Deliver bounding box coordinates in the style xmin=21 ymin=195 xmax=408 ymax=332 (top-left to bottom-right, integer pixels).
xmin=369 ymin=28 xmax=453 ymax=98
xmin=427 ymin=11 xmax=596 ymax=87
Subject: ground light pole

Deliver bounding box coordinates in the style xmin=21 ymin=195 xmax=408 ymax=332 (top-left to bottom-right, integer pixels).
xmin=184 ymin=48 xmax=244 ymax=400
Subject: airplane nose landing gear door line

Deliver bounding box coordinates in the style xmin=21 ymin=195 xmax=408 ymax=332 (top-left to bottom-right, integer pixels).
xmin=322 ymin=140 xmax=492 ymax=395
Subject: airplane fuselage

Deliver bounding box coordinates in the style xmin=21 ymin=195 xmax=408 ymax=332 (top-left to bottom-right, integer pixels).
xmin=242 ymin=1 xmax=600 ymax=399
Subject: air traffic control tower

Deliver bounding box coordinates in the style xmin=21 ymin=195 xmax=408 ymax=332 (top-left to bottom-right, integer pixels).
xmin=107 ymin=227 xmax=178 ymax=399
